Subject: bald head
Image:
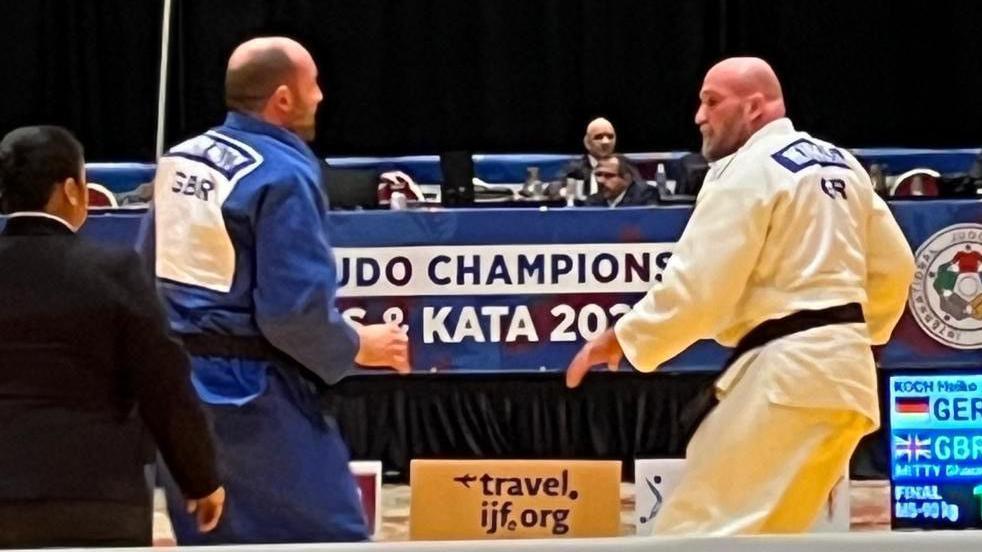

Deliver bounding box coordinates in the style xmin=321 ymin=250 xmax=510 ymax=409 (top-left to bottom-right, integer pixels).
xmin=695 ymin=57 xmax=786 ymax=161
xmin=704 ymin=57 xmax=785 ymax=118
xmin=584 ymin=117 xmax=616 ymax=158
xmin=225 ymin=37 xmax=323 ymax=140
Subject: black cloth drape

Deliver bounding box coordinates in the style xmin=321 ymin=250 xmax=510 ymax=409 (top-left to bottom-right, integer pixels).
xmin=2 ymin=1 xmax=982 ymax=160
xmin=164 ymin=0 xmax=720 ymax=155
xmin=324 ymin=371 xmax=721 ymax=481
xmin=0 ymin=0 xmax=982 ymax=161
xmin=164 ymin=0 xmax=982 ymax=158
xmin=0 ymin=0 xmax=163 ymax=161
xmin=723 ymin=0 xmax=982 ymax=151
xmin=323 ymin=371 xmax=891 ymax=483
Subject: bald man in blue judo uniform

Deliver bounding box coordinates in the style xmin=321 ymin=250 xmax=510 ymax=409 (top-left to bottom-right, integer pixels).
xmin=147 ymin=37 xmax=409 ymax=543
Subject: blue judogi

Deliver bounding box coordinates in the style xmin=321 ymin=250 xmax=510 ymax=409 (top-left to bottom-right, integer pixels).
xmin=148 ymin=112 xmax=367 ymax=543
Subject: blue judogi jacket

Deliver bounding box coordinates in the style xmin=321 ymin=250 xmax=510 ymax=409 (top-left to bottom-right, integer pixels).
xmin=151 ymin=111 xmax=358 ymax=404
xmin=147 ymin=112 xmax=369 ymax=543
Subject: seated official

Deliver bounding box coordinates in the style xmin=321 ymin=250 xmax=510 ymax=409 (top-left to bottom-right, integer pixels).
xmin=0 ymin=126 xmax=224 ymax=547
xmin=552 ymin=117 xmax=617 ymax=199
xmin=583 ymin=154 xmax=658 ymax=207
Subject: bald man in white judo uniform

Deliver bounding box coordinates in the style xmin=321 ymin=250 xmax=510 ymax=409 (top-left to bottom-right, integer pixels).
xmin=566 ymin=57 xmax=915 ymax=535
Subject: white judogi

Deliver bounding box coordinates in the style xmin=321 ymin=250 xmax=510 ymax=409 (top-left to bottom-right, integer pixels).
xmin=614 ymin=118 xmax=915 ymax=535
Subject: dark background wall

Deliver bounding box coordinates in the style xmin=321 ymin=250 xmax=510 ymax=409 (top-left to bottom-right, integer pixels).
xmin=0 ymin=0 xmax=163 ymax=161
xmin=2 ymin=0 xmax=980 ymax=161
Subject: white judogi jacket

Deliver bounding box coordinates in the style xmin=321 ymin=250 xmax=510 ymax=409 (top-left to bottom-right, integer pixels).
xmin=614 ymin=118 xmax=915 ymax=423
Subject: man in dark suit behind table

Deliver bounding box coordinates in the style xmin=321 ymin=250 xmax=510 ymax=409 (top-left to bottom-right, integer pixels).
xmin=0 ymin=126 xmax=225 ymax=547
xmin=582 ymin=154 xmax=658 ymax=207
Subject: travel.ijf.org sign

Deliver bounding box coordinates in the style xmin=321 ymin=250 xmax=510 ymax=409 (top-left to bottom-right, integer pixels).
xmin=409 ymin=459 xmax=621 ymax=540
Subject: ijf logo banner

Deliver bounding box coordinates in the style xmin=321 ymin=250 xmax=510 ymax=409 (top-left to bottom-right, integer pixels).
xmin=909 ymin=223 xmax=982 ymax=349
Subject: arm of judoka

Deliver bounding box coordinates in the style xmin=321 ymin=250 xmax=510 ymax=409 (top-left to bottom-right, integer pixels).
xmin=253 ymin=176 xmax=360 ymax=385
xmin=864 ymin=193 xmax=915 ymax=344
xmin=354 ymin=321 xmax=411 ymax=373
xmin=613 ymin=179 xmax=771 ymax=371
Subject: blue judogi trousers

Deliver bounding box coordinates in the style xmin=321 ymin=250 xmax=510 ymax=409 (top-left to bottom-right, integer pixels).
xmin=161 ymin=365 xmax=368 ymax=544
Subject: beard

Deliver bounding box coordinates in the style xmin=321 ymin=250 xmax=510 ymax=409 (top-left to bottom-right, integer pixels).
xmin=293 ymin=123 xmax=316 ymax=142
xmin=701 ymin=129 xmax=745 ymax=162
xmin=602 ymin=183 xmax=626 ymax=200
xmin=701 ymin=140 xmax=723 ymax=162
xmin=287 ymin=106 xmax=318 ymax=142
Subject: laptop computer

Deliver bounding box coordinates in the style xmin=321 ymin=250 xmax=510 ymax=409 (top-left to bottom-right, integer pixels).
xmin=322 ymin=162 xmax=380 ymax=210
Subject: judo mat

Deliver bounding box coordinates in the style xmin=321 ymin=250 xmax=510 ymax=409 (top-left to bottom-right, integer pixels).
xmin=143 ymin=480 xmax=907 ymax=546
xmin=39 ymin=527 xmax=982 ymax=552
xmin=12 ymin=479 xmax=977 ymax=549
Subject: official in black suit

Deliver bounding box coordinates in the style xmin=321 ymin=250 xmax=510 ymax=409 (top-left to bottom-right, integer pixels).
xmin=557 ymin=117 xmax=617 ymax=197
xmin=0 ymin=126 xmax=225 ymax=547
xmin=583 ymin=154 xmax=658 ymax=207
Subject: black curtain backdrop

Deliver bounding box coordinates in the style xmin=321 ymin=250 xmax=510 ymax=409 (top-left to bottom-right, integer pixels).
xmin=0 ymin=0 xmax=162 ymax=161
xmin=163 ymin=0 xmax=982 ymax=157
xmin=2 ymin=1 xmax=980 ymax=160
xmin=723 ymin=0 xmax=982 ymax=152
xmin=164 ymin=0 xmax=718 ymax=156
xmin=323 ymin=371 xmax=892 ymax=482
xmin=322 ymin=371 xmax=720 ymax=482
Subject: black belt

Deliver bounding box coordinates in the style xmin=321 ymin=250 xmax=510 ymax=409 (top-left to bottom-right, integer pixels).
xmin=178 ymin=333 xmax=332 ymax=423
xmin=723 ymin=302 xmax=864 ymax=369
xmin=178 ymin=333 xmax=286 ymax=362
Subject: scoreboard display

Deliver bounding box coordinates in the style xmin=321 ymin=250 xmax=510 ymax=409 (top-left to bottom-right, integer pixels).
xmin=889 ymin=372 xmax=982 ymax=529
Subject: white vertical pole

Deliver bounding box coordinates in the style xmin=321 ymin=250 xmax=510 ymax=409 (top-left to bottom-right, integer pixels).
xmin=154 ymin=0 xmax=174 ymax=159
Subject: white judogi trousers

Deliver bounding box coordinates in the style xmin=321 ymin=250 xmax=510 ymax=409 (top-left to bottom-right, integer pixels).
xmin=652 ymin=324 xmax=875 ymax=535
xmin=613 ymin=118 xmax=913 ymax=534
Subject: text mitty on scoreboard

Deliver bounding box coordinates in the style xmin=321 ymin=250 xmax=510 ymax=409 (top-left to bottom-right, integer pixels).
xmin=890 ymin=374 xmax=982 ymax=529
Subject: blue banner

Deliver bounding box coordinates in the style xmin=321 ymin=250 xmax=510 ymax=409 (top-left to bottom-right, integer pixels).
xmin=6 ymin=199 xmax=981 ymax=373
xmin=879 ymin=201 xmax=982 ymax=369
xmin=326 ymin=206 xmax=725 ymax=373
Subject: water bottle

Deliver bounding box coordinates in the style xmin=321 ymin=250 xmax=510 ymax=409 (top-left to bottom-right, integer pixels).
xmin=655 ymin=163 xmax=669 ymax=196
xmin=390 ymin=191 xmax=407 ymax=210
xmin=869 ymin=163 xmax=887 ymax=196
xmin=910 ymin=175 xmax=924 ymax=196
xmin=565 ymin=177 xmax=577 ymax=207
xmin=523 ymin=166 xmax=543 ymax=198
